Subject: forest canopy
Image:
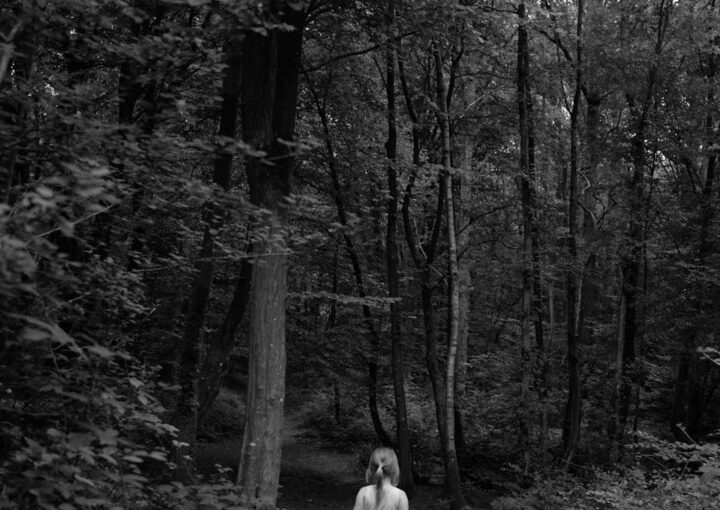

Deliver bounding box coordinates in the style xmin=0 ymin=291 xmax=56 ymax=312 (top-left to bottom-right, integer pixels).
xmin=2 ymin=1 xmax=720 ymax=509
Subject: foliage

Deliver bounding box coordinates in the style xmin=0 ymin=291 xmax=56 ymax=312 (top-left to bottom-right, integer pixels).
xmin=491 ymin=432 xmax=720 ymax=510
xmin=3 ymin=0 xmax=720 ymax=508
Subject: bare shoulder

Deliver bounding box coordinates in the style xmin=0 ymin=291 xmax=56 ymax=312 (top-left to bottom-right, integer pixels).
xmin=355 ymin=485 xmax=373 ymax=499
xmin=353 ymin=485 xmax=372 ymax=510
xmin=361 ymin=485 xmax=381 ymax=499
xmin=389 ymin=487 xmax=409 ymax=509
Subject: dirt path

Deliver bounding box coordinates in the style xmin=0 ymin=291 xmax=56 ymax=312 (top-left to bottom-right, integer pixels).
xmin=196 ymin=414 xmax=450 ymax=509
xmin=196 ymin=413 xmax=360 ymax=509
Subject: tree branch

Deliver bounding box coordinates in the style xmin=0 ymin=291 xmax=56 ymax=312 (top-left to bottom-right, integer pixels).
xmin=301 ymin=30 xmax=418 ymax=73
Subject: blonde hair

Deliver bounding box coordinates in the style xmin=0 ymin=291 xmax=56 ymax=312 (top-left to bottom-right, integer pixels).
xmin=364 ymin=447 xmax=400 ymax=507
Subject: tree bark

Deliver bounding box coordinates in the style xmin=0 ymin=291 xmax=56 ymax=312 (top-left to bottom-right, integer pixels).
xmin=171 ymin=24 xmax=242 ymax=484
xmin=170 ymin=221 xmax=214 ymax=483
xmin=196 ymin=28 xmax=250 ymax=426
xmin=198 ymin=258 xmax=252 ymax=423
xmin=517 ymin=2 xmax=546 ymax=471
xmin=562 ymin=0 xmax=583 ymax=467
xmin=450 ymin=67 xmax=473 ymax=456
xmin=399 ymin=39 xmax=457 ymax=499
xmin=1 ymin=9 xmax=34 ymax=205
xmin=434 ymin=42 xmax=468 ymax=510
xmin=672 ymin=43 xmax=717 ymax=441
xmin=384 ymin=1 xmax=414 ymax=494
xmin=237 ymin=4 xmax=304 ymax=507
xmin=307 ymin=75 xmax=394 ymax=447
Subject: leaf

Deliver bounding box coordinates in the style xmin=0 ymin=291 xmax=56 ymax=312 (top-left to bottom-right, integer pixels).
xmin=58 ymin=218 xmax=75 ymax=237
xmin=67 ymin=433 xmax=92 ymax=449
xmin=36 ymin=185 xmax=54 ymax=198
xmin=95 ymin=428 xmax=118 ymax=446
xmin=148 ymin=450 xmax=167 ymax=461
xmin=74 ymin=474 xmax=96 ymax=487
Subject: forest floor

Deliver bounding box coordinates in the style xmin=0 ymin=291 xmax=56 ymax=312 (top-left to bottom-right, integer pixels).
xmin=196 ymin=414 xmax=465 ymax=510
xmin=195 ymin=390 xmax=495 ymax=509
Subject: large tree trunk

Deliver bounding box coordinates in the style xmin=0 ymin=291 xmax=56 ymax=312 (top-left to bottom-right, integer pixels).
xmin=384 ymin=2 xmax=414 ymax=493
xmin=434 ymin=42 xmax=467 ymax=510
xmin=562 ymin=0 xmax=583 ymax=467
xmin=237 ymin=4 xmax=304 ymax=508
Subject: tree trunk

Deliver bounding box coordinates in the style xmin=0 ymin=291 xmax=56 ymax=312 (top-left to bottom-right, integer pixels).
xmin=1 ymin=12 xmax=34 ymax=204
xmin=384 ymin=2 xmax=414 ymax=493
xmin=451 ymin=98 xmax=473 ymax=456
xmin=237 ymin=4 xmax=304 ymax=507
xmin=672 ymin=47 xmax=717 ymax=441
xmin=198 ymin=258 xmax=252 ymax=423
xmin=614 ymin=93 xmax=650 ymax=448
xmin=434 ymin=42 xmax=467 ymax=510
xmin=562 ymin=0 xmax=583 ymax=467
xmin=307 ymin=78 xmax=394 ymax=446
xmin=517 ymin=2 xmax=544 ymax=471
xmin=196 ymin=28 xmax=250 ymax=426
xmin=170 ymin=221 xmax=214 ymax=483
xmin=399 ymin=38 xmax=459 ymax=499
xmin=578 ymin=90 xmax=602 ymax=363
xmin=171 ymin=25 xmax=243 ymax=483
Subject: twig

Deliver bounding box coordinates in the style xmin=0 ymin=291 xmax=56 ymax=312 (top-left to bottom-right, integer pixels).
xmin=301 ymin=30 xmax=418 ymax=74
xmin=0 ymin=18 xmax=27 ymax=87
xmin=30 ymin=204 xmax=117 ymax=241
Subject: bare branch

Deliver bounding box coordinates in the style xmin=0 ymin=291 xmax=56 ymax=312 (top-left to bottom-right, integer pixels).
xmin=301 ymin=30 xmax=417 ymax=73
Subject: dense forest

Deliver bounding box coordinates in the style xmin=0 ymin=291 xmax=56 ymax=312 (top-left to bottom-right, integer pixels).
xmin=2 ymin=0 xmax=720 ymax=509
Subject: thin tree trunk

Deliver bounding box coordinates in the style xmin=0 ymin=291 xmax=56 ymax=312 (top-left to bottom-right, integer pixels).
xmin=672 ymin=33 xmax=717 ymax=442
xmin=562 ymin=0 xmax=583 ymax=467
xmin=198 ymin=258 xmax=252 ymax=423
xmin=616 ymin=1 xmax=668 ymax=452
xmin=171 ymin=25 xmax=242 ymax=483
xmin=384 ymin=1 xmax=414 ymax=493
xmin=452 ymin=104 xmax=472 ymax=456
xmin=578 ymin=90 xmax=602 ymax=362
xmin=616 ymin=93 xmax=652 ymax=447
xmin=517 ymin=2 xmax=536 ymax=472
xmin=307 ymin=78 xmax=394 ymax=446
xmin=399 ymin=39 xmax=454 ymax=496
xmin=197 ymin=28 xmax=250 ymax=425
xmin=170 ymin=222 xmax=213 ymax=483
xmin=1 ymin=15 xmax=34 ymax=204
xmin=610 ymin=294 xmax=626 ymax=447
xmin=514 ymin=6 xmax=547 ymax=469
xmin=434 ymin=42 xmax=467 ymax=510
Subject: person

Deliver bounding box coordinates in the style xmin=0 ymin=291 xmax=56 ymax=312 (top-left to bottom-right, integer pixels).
xmin=352 ymin=447 xmax=409 ymax=510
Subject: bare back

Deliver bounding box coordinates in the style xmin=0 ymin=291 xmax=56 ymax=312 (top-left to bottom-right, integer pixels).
xmin=352 ymin=484 xmax=409 ymax=510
